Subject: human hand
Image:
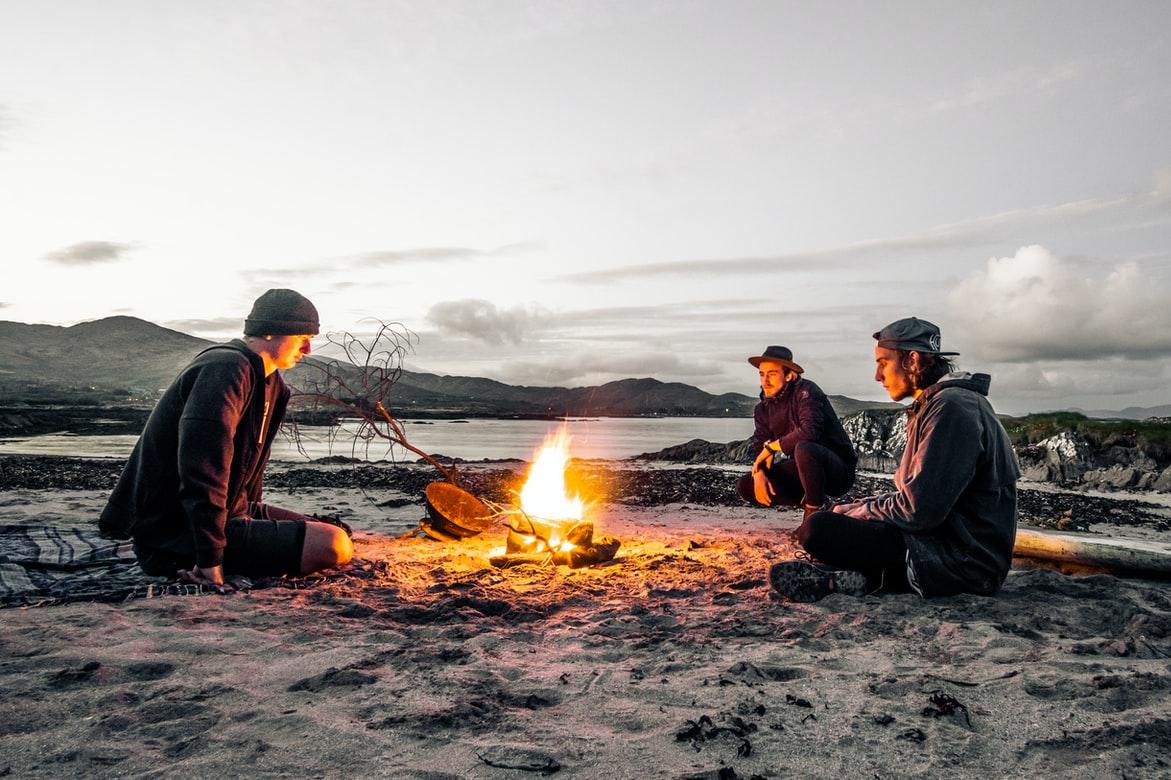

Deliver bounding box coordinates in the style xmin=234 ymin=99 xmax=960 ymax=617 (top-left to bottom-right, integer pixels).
xmin=753 ymin=446 xmax=774 ymax=473
xmin=752 ymin=469 xmax=776 ymax=506
xmin=177 ymin=564 xmax=235 ymax=594
xmin=833 ymin=501 xmax=870 ymax=520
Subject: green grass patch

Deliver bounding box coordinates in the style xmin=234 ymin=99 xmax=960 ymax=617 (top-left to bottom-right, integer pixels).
xmin=999 ymin=412 xmax=1171 ymax=463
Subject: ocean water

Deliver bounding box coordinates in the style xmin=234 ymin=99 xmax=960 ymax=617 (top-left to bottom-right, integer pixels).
xmin=0 ymin=416 xmax=754 ymax=463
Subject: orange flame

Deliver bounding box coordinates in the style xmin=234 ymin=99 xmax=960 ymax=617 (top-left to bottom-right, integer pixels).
xmin=520 ymin=430 xmax=584 ymax=524
xmin=513 ymin=430 xmax=586 ymax=552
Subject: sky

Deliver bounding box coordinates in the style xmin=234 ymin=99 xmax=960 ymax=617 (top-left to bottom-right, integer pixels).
xmin=1 ymin=0 xmax=1170 ymax=415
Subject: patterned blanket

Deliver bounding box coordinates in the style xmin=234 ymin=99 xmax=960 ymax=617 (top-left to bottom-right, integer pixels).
xmin=0 ymin=525 xmax=213 ymax=607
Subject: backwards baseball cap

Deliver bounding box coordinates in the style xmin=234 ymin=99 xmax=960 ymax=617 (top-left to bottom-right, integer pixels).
xmin=872 ymin=317 xmax=959 ymax=356
xmin=244 ymin=289 xmax=320 ymax=336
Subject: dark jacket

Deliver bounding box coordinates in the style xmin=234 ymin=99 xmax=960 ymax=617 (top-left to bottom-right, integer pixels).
xmin=99 ymin=340 xmax=289 ymax=568
xmin=851 ymin=373 xmax=1019 ymax=597
xmin=752 ymin=376 xmax=857 ymax=465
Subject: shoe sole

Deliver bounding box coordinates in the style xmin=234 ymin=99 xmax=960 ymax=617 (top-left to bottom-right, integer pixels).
xmin=769 ymin=561 xmax=868 ymax=602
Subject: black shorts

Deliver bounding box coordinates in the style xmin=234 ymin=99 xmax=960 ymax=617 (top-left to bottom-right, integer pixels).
xmin=134 ymin=503 xmax=309 ymax=578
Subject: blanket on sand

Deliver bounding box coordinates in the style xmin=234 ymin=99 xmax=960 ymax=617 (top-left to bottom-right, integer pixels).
xmin=0 ymin=524 xmax=217 ymax=607
xmin=0 ymin=524 xmax=361 ymax=608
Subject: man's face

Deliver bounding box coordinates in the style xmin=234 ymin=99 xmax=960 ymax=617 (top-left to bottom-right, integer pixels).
xmin=271 ymin=334 xmax=313 ymax=370
xmin=874 ymin=345 xmax=914 ymax=401
xmin=758 ymin=360 xmax=788 ymax=398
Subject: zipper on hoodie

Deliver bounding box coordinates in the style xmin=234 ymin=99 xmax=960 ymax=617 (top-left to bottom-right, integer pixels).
xmin=258 ymin=398 xmax=270 ymax=446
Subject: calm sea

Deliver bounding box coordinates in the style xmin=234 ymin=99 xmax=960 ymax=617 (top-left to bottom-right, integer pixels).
xmin=0 ymin=417 xmax=753 ymax=463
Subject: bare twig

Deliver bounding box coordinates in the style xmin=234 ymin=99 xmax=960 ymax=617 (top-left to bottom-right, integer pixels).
xmin=283 ymin=320 xmax=458 ymax=483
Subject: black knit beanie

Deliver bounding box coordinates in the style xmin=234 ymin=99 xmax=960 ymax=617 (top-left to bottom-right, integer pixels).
xmin=244 ymin=289 xmax=320 ymax=336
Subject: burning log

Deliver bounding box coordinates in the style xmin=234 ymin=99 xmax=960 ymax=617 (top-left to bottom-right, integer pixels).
xmin=488 ymin=431 xmax=621 ymax=569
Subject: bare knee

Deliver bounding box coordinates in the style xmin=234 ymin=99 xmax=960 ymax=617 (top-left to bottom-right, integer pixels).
xmin=300 ymin=522 xmax=353 ymax=574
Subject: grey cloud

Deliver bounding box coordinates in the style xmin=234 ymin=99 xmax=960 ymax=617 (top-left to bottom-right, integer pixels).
xmin=240 ymin=242 xmax=541 ymax=282
xmin=989 ymin=360 xmax=1169 ymax=404
xmin=164 ymin=317 xmax=242 ymax=336
xmin=356 ymin=242 xmax=542 ymax=267
xmin=426 ymin=299 xmax=551 ymax=345
xmin=555 ymin=188 xmax=1170 ymax=285
xmin=554 ymin=229 xmax=1000 ymax=284
xmin=930 ymin=61 xmax=1082 ymax=113
xmin=948 ymin=245 xmax=1171 ymax=362
xmin=43 ymin=241 xmax=136 ymax=266
xmin=500 ymin=351 xmax=730 ymax=388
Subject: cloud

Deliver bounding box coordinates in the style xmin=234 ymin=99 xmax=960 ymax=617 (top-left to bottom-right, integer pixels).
xmin=240 ymin=242 xmax=542 ymax=282
xmin=948 ymin=245 xmax=1171 ymax=362
xmin=551 ymin=222 xmax=1006 ymax=284
xmin=930 ymin=62 xmax=1082 ymax=112
xmin=43 ymin=241 xmax=136 ymax=266
xmin=501 ymin=351 xmax=729 ymax=387
xmin=426 ymin=299 xmax=551 ymax=345
xmin=554 ymin=185 xmax=1171 ymax=285
xmin=164 ymin=316 xmax=242 ymax=337
xmin=985 ymin=360 xmax=1171 ymax=415
xmin=355 ymin=242 xmax=542 ymax=267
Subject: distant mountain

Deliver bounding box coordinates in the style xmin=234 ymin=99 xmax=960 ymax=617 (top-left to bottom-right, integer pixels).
xmin=0 ymin=315 xmax=896 ymax=418
xmin=0 ymin=316 xmax=211 ymax=402
xmin=1069 ymin=405 xmax=1171 ymax=421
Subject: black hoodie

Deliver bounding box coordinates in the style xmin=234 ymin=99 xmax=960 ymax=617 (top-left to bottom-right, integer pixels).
xmin=99 ymin=340 xmax=289 ymax=568
xmin=849 ymin=373 xmax=1020 ymax=597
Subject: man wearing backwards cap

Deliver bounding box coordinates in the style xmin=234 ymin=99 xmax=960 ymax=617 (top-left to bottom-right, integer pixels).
xmin=100 ymin=289 xmax=353 ymax=591
xmin=769 ymin=317 xmax=1019 ymax=602
xmin=738 ymin=345 xmax=857 ymax=519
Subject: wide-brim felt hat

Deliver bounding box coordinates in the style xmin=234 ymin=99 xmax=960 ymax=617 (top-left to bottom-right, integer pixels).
xmin=747 ymin=345 xmax=804 ymax=373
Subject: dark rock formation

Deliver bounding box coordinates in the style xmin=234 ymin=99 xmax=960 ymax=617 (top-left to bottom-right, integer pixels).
xmin=636 ymin=409 xmax=1171 ymax=494
xmin=840 ymin=409 xmax=906 ymax=472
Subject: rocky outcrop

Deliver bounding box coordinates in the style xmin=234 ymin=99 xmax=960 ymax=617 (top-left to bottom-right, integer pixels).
xmin=1017 ymin=431 xmax=1093 ymax=484
xmin=635 ymin=409 xmax=1171 ymax=494
xmin=634 ymin=410 xmax=909 ymax=471
xmin=632 ymin=438 xmax=754 ymax=465
xmin=1017 ymin=431 xmax=1171 ymax=492
xmin=840 ymin=409 xmax=906 ymax=472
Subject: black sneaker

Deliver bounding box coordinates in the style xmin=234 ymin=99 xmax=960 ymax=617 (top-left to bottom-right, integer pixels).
xmin=768 ymin=560 xmax=868 ymax=602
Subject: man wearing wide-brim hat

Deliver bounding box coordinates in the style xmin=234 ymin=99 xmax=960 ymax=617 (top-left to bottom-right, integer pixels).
xmin=769 ymin=317 xmax=1020 ymax=603
xmin=738 ymin=345 xmax=858 ymax=519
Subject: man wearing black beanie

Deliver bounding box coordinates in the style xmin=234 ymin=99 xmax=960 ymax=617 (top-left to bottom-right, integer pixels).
xmin=100 ymin=289 xmax=352 ymax=590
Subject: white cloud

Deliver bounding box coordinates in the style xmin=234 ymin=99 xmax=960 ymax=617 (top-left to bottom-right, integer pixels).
xmin=425 ymin=299 xmax=551 ymax=345
xmin=948 ymin=245 xmax=1171 ymax=362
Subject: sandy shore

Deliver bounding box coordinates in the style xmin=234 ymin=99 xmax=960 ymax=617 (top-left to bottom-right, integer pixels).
xmin=2 ymin=459 xmax=1171 ymax=778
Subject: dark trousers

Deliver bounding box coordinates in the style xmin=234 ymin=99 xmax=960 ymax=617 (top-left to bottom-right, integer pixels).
xmin=133 ymin=501 xmax=310 ymax=578
xmin=737 ymin=440 xmax=856 ymax=507
xmin=794 ymin=510 xmax=912 ymax=592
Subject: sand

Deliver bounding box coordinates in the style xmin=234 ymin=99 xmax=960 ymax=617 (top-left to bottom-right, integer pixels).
xmin=2 ymin=460 xmax=1171 ymax=779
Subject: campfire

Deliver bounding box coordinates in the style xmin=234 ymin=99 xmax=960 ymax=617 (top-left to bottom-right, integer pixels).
xmin=489 ymin=431 xmax=620 ymax=569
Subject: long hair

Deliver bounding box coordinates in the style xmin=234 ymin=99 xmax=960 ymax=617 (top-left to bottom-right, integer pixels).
xmin=897 ymin=350 xmax=955 ymax=393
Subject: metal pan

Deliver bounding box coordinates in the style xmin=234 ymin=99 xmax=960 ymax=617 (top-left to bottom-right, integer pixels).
xmin=418 ymin=481 xmax=493 ymax=540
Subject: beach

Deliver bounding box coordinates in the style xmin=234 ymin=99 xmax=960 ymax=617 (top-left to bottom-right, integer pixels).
xmin=2 ymin=456 xmax=1171 ymax=778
